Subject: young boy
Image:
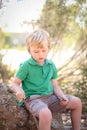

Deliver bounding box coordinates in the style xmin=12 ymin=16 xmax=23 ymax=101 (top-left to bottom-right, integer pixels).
xmin=12 ymin=29 xmax=82 ymax=130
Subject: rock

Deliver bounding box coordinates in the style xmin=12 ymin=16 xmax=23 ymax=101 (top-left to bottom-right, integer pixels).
xmin=0 ymin=83 xmax=64 ymax=130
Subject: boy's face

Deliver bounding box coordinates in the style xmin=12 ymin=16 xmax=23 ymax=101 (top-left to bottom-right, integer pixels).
xmin=29 ymin=45 xmax=49 ymax=65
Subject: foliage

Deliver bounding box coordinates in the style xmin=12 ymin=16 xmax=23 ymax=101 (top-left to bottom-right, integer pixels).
xmin=0 ymin=28 xmax=13 ymax=49
xmin=0 ymin=53 xmax=15 ymax=83
xmin=58 ymin=40 xmax=87 ymax=113
xmin=74 ymin=56 xmax=87 ymax=112
xmin=0 ymin=28 xmax=26 ymax=49
xmin=39 ymin=0 xmax=87 ymax=50
xmin=0 ymin=28 xmax=5 ymax=49
xmin=4 ymin=32 xmax=13 ymax=48
xmin=74 ymin=64 xmax=87 ymax=99
xmin=0 ymin=0 xmax=10 ymax=9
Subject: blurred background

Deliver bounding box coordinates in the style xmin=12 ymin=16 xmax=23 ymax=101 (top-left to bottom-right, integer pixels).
xmin=0 ymin=0 xmax=87 ymax=114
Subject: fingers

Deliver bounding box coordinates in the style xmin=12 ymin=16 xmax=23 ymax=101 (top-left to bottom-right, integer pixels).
xmin=16 ymin=91 xmax=25 ymax=101
xmin=59 ymin=97 xmax=69 ymax=106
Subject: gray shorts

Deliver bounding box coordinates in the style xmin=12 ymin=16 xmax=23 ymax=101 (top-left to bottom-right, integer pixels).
xmin=24 ymin=93 xmax=71 ymax=117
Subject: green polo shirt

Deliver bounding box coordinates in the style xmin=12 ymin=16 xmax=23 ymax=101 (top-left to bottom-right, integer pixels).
xmin=16 ymin=57 xmax=58 ymax=98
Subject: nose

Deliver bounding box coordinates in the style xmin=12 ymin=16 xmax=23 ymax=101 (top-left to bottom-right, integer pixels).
xmin=39 ymin=51 xmax=43 ymax=57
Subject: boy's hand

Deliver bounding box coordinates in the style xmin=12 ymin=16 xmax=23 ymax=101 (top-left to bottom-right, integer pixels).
xmin=12 ymin=78 xmax=25 ymax=101
xmin=59 ymin=96 xmax=69 ymax=106
xmin=15 ymin=89 xmax=25 ymax=101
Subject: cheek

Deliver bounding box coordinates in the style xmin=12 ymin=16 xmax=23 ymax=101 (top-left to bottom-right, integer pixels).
xmin=30 ymin=51 xmax=35 ymax=56
xmin=31 ymin=53 xmax=38 ymax=58
xmin=45 ymin=51 xmax=49 ymax=56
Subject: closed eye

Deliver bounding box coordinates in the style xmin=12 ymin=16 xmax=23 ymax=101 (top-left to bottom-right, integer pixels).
xmin=42 ymin=50 xmax=46 ymax=52
xmin=33 ymin=51 xmax=39 ymax=53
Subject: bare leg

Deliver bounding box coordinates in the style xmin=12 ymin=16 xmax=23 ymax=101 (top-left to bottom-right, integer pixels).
xmin=38 ymin=108 xmax=52 ymax=130
xmin=66 ymin=96 xmax=82 ymax=130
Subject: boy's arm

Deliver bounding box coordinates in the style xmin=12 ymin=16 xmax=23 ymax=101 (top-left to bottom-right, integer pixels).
xmin=52 ymin=79 xmax=69 ymax=105
xmin=11 ymin=77 xmax=25 ymax=101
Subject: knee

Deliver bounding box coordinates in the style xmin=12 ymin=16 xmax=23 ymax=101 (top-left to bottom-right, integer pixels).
xmin=39 ymin=108 xmax=52 ymax=122
xmin=67 ymin=96 xmax=82 ymax=110
xmin=75 ymin=97 xmax=82 ymax=108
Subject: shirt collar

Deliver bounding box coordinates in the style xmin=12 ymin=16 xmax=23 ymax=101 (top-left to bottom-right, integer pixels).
xmin=28 ymin=57 xmax=52 ymax=66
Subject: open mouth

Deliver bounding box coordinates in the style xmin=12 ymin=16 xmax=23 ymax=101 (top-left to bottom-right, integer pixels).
xmin=39 ymin=58 xmax=43 ymax=60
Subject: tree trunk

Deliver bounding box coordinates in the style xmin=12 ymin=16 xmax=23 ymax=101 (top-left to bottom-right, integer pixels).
xmin=52 ymin=113 xmax=64 ymax=130
xmin=0 ymin=83 xmax=64 ymax=130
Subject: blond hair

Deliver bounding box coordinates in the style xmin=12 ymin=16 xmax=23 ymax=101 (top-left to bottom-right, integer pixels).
xmin=26 ymin=29 xmax=50 ymax=52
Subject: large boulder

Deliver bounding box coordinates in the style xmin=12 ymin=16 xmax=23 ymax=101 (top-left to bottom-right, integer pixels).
xmin=0 ymin=83 xmax=64 ymax=130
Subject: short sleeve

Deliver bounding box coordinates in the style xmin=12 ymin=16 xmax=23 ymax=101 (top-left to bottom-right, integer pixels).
xmin=16 ymin=61 xmax=29 ymax=80
xmin=51 ymin=62 xmax=58 ymax=79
